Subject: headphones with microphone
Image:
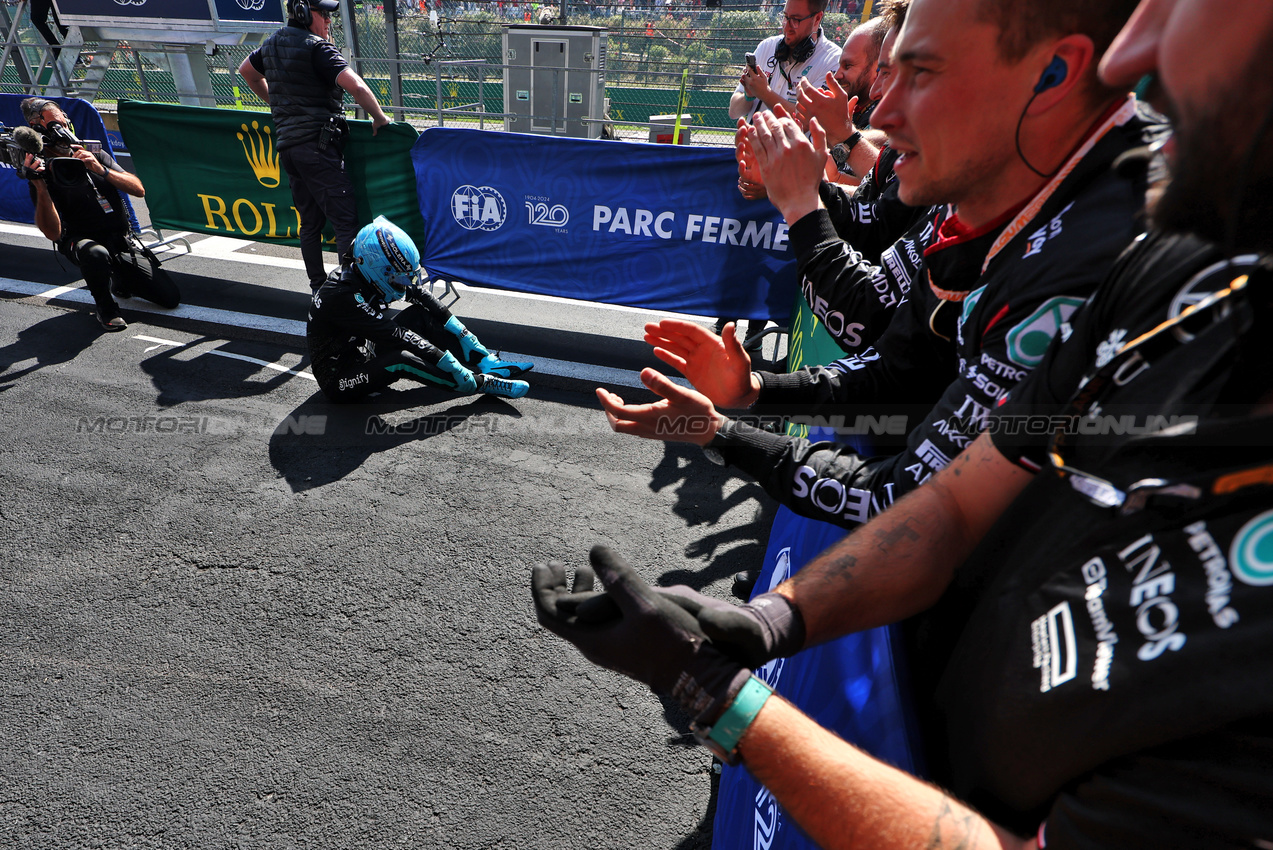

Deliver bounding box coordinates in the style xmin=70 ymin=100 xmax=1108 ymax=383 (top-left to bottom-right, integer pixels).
xmin=774 ymin=30 xmax=820 ymax=66
xmin=288 ymin=0 xmax=313 ymax=26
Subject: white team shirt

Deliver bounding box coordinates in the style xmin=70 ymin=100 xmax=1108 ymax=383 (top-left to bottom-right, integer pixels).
xmin=736 ymin=30 xmax=841 ymax=118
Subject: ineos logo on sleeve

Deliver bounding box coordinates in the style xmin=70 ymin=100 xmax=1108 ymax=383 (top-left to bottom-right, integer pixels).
xmin=451 ymin=185 xmax=507 ymax=232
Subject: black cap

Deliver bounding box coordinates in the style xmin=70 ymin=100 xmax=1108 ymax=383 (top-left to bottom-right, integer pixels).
xmin=289 ymin=0 xmax=339 ymax=21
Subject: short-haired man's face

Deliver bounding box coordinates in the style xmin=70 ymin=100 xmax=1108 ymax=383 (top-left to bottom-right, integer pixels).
xmin=1101 ymin=0 xmax=1273 ymax=251
xmin=869 ymin=0 xmax=1051 ymax=211
xmin=310 ymin=9 xmax=332 ymax=38
xmin=868 ymin=26 xmax=900 ymax=103
xmin=28 ymin=104 xmax=67 ymax=130
xmin=834 ymin=29 xmax=878 ymax=102
xmin=781 ymin=0 xmax=822 ymax=47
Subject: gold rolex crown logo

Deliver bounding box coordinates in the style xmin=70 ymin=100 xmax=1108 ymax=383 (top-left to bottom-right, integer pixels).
xmin=237 ymin=120 xmax=280 ymax=188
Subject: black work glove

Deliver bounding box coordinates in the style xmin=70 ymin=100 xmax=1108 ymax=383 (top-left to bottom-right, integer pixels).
xmin=555 ymin=582 xmax=806 ymax=671
xmin=666 ymin=590 xmax=806 ymax=670
xmin=532 ymin=545 xmax=751 ymax=724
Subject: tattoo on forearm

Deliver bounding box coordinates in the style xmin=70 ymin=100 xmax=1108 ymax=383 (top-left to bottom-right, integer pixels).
xmin=925 ymin=797 xmax=980 ymax=850
xmin=873 ymin=516 xmax=920 ymax=553
xmin=794 ymin=549 xmax=856 ymax=598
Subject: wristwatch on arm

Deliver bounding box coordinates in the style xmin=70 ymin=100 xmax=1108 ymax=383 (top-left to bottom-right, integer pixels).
xmin=691 ymin=675 xmax=775 ymax=764
xmin=830 ymin=130 xmax=863 ymax=174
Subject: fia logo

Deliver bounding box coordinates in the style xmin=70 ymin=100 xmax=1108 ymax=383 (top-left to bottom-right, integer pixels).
xmin=451 ymin=185 xmax=507 ymax=231
xmin=236 ymin=0 xmax=267 ymax=8
xmin=113 ymin=0 xmax=148 ymax=5
xmin=526 ymin=201 xmax=569 ymax=228
xmin=237 ymin=121 xmax=280 ymax=188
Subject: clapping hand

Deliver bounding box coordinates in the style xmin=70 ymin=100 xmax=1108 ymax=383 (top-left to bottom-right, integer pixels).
xmin=796 ymin=73 xmax=858 ymax=145
xmin=643 ymin=318 xmax=760 ymax=410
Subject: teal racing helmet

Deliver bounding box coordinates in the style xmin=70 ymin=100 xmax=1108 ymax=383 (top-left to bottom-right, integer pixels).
xmin=352 ymin=216 xmax=422 ymax=302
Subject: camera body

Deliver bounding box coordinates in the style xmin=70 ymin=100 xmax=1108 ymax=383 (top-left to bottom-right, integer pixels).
xmin=41 ymin=121 xmax=102 ymax=154
xmin=0 ymin=123 xmax=46 ymax=180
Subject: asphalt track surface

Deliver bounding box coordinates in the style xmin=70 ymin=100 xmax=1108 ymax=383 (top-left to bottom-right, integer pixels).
xmin=0 ymin=212 xmax=782 ymax=847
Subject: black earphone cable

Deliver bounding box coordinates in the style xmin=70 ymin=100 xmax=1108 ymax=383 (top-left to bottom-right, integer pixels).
xmin=1015 ymin=90 xmax=1055 ymax=179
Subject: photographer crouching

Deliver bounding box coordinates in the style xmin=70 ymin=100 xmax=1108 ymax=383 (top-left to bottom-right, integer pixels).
xmin=19 ymin=97 xmax=180 ymax=332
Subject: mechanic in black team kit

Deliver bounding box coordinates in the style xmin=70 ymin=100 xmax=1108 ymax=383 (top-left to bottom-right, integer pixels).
xmin=239 ymin=0 xmax=389 ymax=291
xmin=532 ymin=0 xmax=1273 ymax=845
xmin=307 ymin=217 xmax=532 ymax=402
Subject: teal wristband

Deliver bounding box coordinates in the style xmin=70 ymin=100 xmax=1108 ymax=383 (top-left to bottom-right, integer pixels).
xmin=694 ymin=676 xmax=773 ymax=765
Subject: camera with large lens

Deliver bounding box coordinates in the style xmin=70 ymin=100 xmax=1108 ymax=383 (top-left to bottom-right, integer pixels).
xmin=41 ymin=121 xmax=102 ymax=154
xmin=0 ymin=122 xmax=47 ymax=180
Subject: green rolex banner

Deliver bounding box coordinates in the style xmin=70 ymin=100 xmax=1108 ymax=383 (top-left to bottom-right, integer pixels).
xmin=117 ymin=100 xmax=424 ymax=252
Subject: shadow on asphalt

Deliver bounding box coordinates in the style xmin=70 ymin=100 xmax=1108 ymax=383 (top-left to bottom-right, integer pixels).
xmin=0 ymin=309 xmax=103 ymax=390
xmin=268 ymin=388 xmax=523 ymax=491
xmin=138 ymin=335 xmax=308 ymax=404
xmin=649 ymin=442 xmax=779 ymax=592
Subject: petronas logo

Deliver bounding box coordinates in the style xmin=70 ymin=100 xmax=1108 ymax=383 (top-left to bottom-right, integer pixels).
xmin=1005 ymin=296 xmax=1085 ymax=368
xmin=237 ymin=121 xmax=280 ymax=188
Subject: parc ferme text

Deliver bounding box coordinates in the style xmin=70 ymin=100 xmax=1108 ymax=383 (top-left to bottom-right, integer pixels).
xmin=592 ymin=205 xmax=791 ymax=250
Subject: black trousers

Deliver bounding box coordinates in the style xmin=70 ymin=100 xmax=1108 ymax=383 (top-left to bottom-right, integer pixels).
xmin=318 ymin=304 xmax=467 ymax=403
xmin=280 ymin=142 xmax=358 ymax=289
xmin=62 ymin=232 xmax=181 ymax=317
xmin=29 ymin=0 xmax=68 ymax=52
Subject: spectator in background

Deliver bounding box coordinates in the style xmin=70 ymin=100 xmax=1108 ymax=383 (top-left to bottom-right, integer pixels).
xmin=829 ymin=16 xmax=887 ymax=128
xmin=797 ymin=14 xmax=888 ymax=185
xmin=739 ymin=0 xmax=912 ymax=255
xmin=729 ymin=0 xmax=840 ymax=122
xmin=723 ymin=0 xmax=839 ymax=349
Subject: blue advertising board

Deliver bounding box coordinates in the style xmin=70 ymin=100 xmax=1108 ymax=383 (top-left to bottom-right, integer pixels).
xmin=412 ymin=128 xmax=798 ymax=320
xmin=213 ymin=0 xmax=285 ymax=25
xmin=712 ymin=497 xmax=925 ymax=850
xmin=56 ymin=0 xmax=213 ymax=21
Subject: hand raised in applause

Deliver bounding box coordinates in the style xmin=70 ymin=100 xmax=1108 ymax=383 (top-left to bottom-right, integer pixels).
xmin=596 ymin=368 xmax=726 ymax=446
xmin=796 ymin=73 xmax=858 ymax=145
xmin=736 ymin=118 xmax=767 ymax=200
xmin=643 ymin=318 xmax=760 ymax=410
xmin=750 ymin=110 xmax=827 ymax=225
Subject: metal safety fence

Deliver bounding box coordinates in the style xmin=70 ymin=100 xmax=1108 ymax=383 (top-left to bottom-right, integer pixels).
xmin=0 ymin=0 xmax=871 ymax=146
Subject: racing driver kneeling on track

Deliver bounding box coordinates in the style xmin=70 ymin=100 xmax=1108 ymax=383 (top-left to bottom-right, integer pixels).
xmin=306 ymin=215 xmax=533 ymax=402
